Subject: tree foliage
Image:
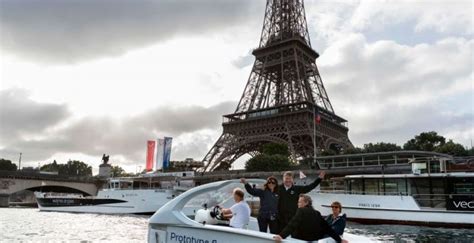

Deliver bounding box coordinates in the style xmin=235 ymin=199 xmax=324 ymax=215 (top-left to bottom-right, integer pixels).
xmin=325 ymin=131 xmax=469 ymax=157
xmin=403 ymin=131 xmax=446 ymax=151
xmin=245 ymin=154 xmax=292 ymax=172
xmin=110 ymin=165 xmax=135 ymax=177
xmin=245 ymin=143 xmax=292 ymax=172
xmin=0 ymin=158 xmax=17 ymax=171
xmin=435 ymin=140 xmax=468 ymax=156
xmin=40 ymin=160 xmax=92 ymax=176
xmin=363 ymin=142 xmax=402 ymax=153
xmin=262 ymin=143 xmax=290 ymax=157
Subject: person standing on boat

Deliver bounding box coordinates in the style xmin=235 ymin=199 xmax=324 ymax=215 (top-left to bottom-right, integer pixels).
xmin=277 ymin=170 xmax=325 ymax=231
xmin=221 ymin=188 xmax=251 ymax=229
xmin=325 ymin=201 xmax=346 ymax=236
xmin=273 ymin=194 xmax=348 ymax=243
xmin=241 ymin=176 xmax=279 ymax=233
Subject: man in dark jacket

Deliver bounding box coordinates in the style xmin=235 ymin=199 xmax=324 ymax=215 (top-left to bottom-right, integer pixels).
xmin=277 ymin=170 xmax=325 ymax=231
xmin=273 ymin=194 xmax=348 ymax=243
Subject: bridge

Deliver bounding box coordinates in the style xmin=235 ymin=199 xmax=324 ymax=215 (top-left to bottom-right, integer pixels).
xmin=0 ymin=171 xmax=100 ymax=207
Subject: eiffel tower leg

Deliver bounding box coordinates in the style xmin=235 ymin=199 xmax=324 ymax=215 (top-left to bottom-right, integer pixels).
xmin=284 ymin=122 xmax=298 ymax=162
xmin=201 ymin=134 xmax=232 ymax=172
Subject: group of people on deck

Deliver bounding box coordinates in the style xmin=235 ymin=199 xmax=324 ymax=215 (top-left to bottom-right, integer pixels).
xmin=222 ymin=171 xmax=348 ymax=243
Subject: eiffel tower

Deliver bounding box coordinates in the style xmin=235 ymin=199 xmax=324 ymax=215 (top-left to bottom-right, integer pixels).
xmin=202 ymin=0 xmax=353 ymax=171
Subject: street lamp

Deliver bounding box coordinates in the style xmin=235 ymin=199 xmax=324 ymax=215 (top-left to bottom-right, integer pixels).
xmin=18 ymin=152 xmax=22 ymax=171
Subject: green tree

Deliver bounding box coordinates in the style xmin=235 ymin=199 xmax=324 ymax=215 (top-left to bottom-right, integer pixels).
xmin=245 ymin=143 xmax=292 ymax=172
xmin=111 ymin=165 xmax=125 ymax=177
xmin=110 ymin=165 xmax=135 ymax=177
xmin=262 ymin=143 xmax=290 ymax=157
xmin=363 ymin=142 xmax=402 ymax=153
xmin=245 ymin=154 xmax=292 ymax=172
xmin=40 ymin=160 xmax=92 ymax=176
xmin=320 ymin=150 xmax=337 ymax=156
xmin=40 ymin=160 xmax=59 ymax=172
xmin=61 ymin=160 xmax=92 ymax=176
xmin=403 ymin=131 xmax=446 ymax=151
xmin=468 ymin=147 xmax=474 ymax=156
xmin=435 ymin=140 xmax=468 ymax=156
xmin=0 ymin=158 xmax=17 ymax=171
xmin=344 ymin=147 xmax=364 ymax=154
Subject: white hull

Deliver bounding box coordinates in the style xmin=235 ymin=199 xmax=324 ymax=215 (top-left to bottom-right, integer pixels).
xmin=149 ymin=224 xmax=372 ymax=243
xmin=36 ymin=189 xmax=176 ymax=214
xmin=148 ymin=180 xmax=376 ymax=243
xmin=309 ymin=192 xmax=474 ymax=227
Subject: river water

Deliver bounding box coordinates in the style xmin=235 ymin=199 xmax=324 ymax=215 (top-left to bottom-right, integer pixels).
xmin=1 ymin=208 xmax=473 ymax=242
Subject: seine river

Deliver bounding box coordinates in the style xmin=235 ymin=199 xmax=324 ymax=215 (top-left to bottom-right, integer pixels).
xmin=1 ymin=208 xmax=473 ymax=242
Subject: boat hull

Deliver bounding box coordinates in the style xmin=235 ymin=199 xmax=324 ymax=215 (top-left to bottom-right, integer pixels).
xmin=35 ymin=189 xmax=176 ymax=214
xmin=310 ymin=192 xmax=474 ymax=228
xmin=148 ymin=223 xmax=372 ymax=243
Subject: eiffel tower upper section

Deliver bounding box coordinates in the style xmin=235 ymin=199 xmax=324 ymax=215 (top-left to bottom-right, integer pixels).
xmin=235 ymin=0 xmax=334 ymax=115
xmin=201 ymin=0 xmax=352 ymax=171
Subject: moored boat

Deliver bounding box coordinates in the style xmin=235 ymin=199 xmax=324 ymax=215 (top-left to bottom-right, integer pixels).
xmin=310 ymin=158 xmax=474 ymax=228
xmin=35 ymin=172 xmax=195 ymax=214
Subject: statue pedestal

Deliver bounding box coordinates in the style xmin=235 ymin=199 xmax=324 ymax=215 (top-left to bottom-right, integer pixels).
xmin=98 ymin=163 xmax=112 ymax=178
xmin=0 ymin=194 xmax=9 ymax=207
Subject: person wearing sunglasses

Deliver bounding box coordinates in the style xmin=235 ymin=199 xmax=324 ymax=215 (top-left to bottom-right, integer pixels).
xmin=240 ymin=176 xmax=279 ymax=233
xmin=273 ymin=194 xmax=348 ymax=243
xmin=325 ymin=201 xmax=346 ymax=236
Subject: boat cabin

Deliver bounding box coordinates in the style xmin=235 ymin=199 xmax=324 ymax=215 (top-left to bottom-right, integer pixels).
xmin=327 ymin=159 xmax=474 ymax=211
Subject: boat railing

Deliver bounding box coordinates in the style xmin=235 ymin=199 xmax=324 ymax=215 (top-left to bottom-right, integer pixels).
xmin=103 ymin=187 xmax=177 ymax=192
xmin=319 ymin=190 xmax=473 ymax=197
xmin=315 ymin=151 xmax=461 ymax=170
xmin=318 ymin=190 xmax=409 ymax=196
xmin=318 ymin=155 xmax=446 ymax=168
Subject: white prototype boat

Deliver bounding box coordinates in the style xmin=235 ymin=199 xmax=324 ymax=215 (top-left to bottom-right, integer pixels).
xmin=35 ymin=173 xmax=194 ymax=214
xmin=148 ymin=179 xmax=376 ymax=243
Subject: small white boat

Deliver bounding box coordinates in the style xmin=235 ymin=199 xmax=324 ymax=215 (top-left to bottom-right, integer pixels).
xmin=148 ymin=179 xmax=376 ymax=243
xmin=35 ymin=174 xmax=194 ymax=214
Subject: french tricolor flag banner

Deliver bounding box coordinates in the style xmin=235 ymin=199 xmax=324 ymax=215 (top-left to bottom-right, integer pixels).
xmin=163 ymin=137 xmax=173 ymax=169
xmin=155 ymin=138 xmax=165 ymax=170
xmin=145 ymin=140 xmax=156 ymax=172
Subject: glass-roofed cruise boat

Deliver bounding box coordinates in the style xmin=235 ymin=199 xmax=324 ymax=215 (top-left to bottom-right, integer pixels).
xmin=310 ymin=156 xmax=474 ymax=228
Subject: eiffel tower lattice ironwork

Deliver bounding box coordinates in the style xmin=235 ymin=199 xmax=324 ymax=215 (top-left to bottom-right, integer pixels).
xmin=202 ymin=0 xmax=353 ymax=171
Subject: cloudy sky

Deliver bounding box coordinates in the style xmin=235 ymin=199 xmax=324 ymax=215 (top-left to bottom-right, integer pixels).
xmin=0 ymin=0 xmax=472 ymax=173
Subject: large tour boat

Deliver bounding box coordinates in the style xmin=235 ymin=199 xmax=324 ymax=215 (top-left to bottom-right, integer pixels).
xmin=35 ymin=172 xmax=195 ymax=214
xmin=310 ymin=158 xmax=474 ymax=228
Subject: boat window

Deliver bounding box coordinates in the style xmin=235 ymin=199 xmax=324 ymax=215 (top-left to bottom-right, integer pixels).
xmin=384 ymin=178 xmax=407 ymax=195
xmin=452 ymin=177 xmax=474 ymax=194
xmin=430 ymin=178 xmax=446 ymax=208
xmin=184 ymin=181 xmax=263 ymax=210
xmin=409 ymin=179 xmax=431 ymax=207
xmin=429 ymin=161 xmax=441 ymax=173
xmin=364 ymin=179 xmax=380 ymax=195
xmin=348 ymin=179 xmax=362 ymax=194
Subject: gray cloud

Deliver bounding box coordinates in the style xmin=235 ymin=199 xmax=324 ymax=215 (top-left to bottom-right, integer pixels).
xmin=319 ymin=34 xmax=473 ymax=147
xmin=0 ymin=0 xmax=262 ymax=64
xmin=232 ymin=51 xmax=254 ymax=69
xmin=0 ymin=88 xmax=236 ymax=164
xmin=0 ymin=88 xmax=69 ymax=139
